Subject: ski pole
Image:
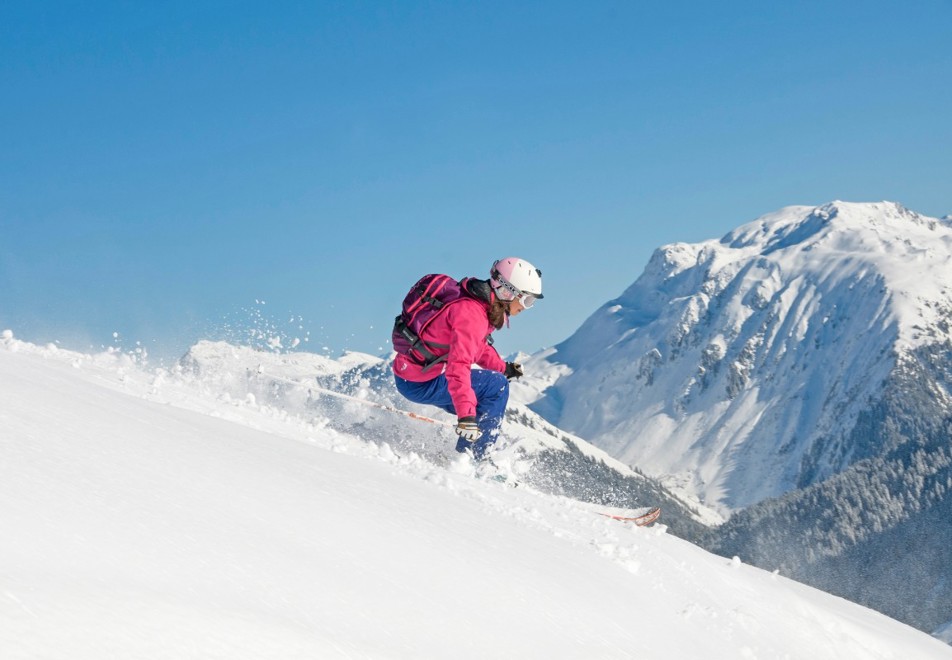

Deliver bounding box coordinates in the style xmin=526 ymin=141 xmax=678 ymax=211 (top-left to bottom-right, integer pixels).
xmin=250 ymin=371 xmax=455 ymax=428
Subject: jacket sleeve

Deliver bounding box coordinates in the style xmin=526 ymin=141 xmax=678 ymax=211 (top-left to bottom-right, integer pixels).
xmin=475 ymin=336 xmax=506 ymax=373
xmin=443 ymin=302 xmax=500 ymax=419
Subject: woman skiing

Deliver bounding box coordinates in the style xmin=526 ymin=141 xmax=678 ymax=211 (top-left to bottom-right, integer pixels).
xmin=392 ymin=257 xmax=544 ymax=459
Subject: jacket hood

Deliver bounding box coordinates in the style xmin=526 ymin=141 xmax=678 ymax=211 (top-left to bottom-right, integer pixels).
xmin=461 ymin=277 xmax=494 ymax=304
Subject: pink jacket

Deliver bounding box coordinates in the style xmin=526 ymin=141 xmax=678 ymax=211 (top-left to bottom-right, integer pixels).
xmin=392 ymin=280 xmax=505 ymax=419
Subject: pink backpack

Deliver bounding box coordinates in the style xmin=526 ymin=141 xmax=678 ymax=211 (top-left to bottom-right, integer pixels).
xmin=392 ymin=274 xmax=471 ymax=372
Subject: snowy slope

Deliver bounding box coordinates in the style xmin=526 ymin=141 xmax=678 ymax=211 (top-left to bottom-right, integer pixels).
xmin=939 ymin=621 xmax=952 ymax=645
xmin=525 ymin=201 xmax=952 ymax=513
xmin=3 ymin=333 xmax=952 ymax=659
xmin=176 ymin=339 xmax=717 ymax=532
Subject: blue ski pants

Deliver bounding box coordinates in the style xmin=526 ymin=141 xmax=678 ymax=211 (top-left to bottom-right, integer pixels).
xmin=394 ymin=369 xmax=509 ymax=459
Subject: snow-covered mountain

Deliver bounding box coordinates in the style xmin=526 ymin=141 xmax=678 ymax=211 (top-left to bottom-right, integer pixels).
xmin=519 ymin=200 xmax=952 ymax=636
xmin=4 ymin=332 xmax=952 ymax=659
xmin=525 ymin=201 xmax=952 ymax=514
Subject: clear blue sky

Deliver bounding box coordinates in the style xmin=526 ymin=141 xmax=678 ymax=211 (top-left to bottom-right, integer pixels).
xmin=2 ymin=1 xmax=950 ymax=362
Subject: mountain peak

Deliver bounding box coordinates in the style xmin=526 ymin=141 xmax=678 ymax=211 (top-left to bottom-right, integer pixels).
xmin=720 ymin=200 xmax=939 ymax=256
xmin=530 ymin=201 xmax=952 ymax=512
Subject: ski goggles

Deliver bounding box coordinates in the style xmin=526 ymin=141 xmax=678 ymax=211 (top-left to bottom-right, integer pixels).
xmin=493 ymin=274 xmax=538 ymax=308
xmin=516 ymin=292 xmax=537 ymax=308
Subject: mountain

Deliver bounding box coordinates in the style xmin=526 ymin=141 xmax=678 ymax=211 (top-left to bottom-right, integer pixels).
xmin=4 ymin=332 xmax=952 ymax=659
xmin=525 ymin=200 xmax=952 ymax=514
xmin=519 ymin=200 xmax=952 ymax=635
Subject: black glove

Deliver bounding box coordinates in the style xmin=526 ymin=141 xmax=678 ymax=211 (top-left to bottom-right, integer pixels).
xmin=504 ymin=361 xmax=524 ymax=380
xmin=455 ymin=416 xmax=480 ymax=441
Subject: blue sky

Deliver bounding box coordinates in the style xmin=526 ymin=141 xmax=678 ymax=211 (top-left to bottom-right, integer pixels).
xmin=2 ymin=1 xmax=950 ymax=362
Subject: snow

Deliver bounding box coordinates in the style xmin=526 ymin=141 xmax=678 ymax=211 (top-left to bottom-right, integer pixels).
xmin=3 ymin=332 xmax=951 ymax=658
xmin=938 ymin=621 xmax=952 ymax=645
xmin=524 ymin=201 xmax=952 ymax=513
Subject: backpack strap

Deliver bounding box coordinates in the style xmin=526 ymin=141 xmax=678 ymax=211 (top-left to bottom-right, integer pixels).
xmin=393 ymin=314 xmax=451 ymax=372
xmin=405 ymin=275 xmax=453 ymax=316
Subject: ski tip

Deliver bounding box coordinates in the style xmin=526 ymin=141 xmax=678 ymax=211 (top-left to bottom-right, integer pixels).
xmin=598 ymin=506 xmax=661 ymax=526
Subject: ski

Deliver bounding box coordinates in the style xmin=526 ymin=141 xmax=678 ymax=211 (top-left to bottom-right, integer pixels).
xmin=598 ymin=506 xmax=661 ymax=527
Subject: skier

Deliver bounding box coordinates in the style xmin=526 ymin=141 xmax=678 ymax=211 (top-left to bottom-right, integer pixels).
xmin=392 ymin=257 xmax=544 ymax=460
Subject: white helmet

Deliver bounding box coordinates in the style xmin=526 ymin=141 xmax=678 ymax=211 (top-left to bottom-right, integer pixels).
xmin=490 ymin=257 xmax=544 ymax=307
